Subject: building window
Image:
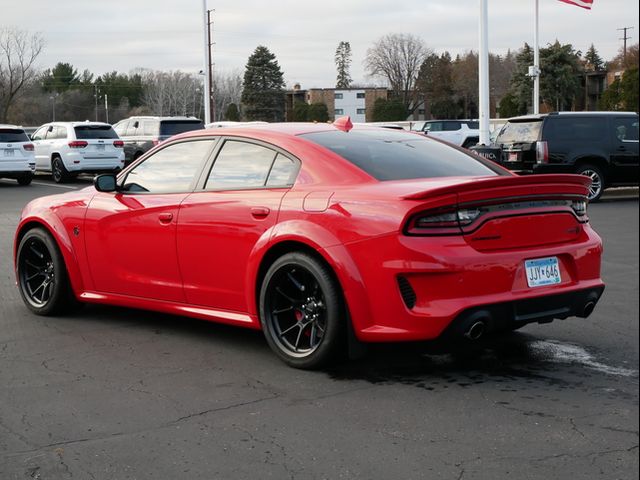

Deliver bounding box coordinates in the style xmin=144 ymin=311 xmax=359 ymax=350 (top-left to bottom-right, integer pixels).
xmin=335 ymin=93 xmax=343 ymax=100
xmin=357 ymin=108 xmax=366 ymax=115
xmin=335 ymin=109 xmax=344 ymax=115
xmin=356 ymin=93 xmax=365 ymax=99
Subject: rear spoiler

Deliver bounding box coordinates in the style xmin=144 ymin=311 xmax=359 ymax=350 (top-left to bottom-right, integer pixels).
xmin=402 ymin=174 xmax=591 ymax=200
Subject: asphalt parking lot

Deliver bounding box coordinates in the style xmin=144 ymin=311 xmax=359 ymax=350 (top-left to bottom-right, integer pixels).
xmin=1 ymin=176 xmax=638 ymax=480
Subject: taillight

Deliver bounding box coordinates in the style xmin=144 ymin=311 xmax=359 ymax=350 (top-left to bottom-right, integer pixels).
xmin=113 ymin=140 xmax=124 ymax=148
xmin=406 ymin=208 xmax=483 ymax=235
xmin=68 ymin=140 xmax=88 ymax=148
xmin=22 ymin=143 xmax=34 ymax=151
xmin=571 ymin=199 xmax=588 ymax=221
xmin=536 ymin=141 xmax=548 ymax=164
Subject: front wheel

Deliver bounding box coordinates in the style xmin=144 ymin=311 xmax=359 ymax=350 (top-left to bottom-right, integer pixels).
xmin=576 ymin=164 xmax=605 ymax=202
xmin=259 ymin=252 xmax=345 ymax=369
xmin=16 ymin=228 xmax=77 ymax=315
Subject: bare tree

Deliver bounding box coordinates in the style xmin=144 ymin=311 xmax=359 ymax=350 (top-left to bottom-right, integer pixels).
xmin=0 ymin=29 xmax=44 ymax=122
xmin=142 ymin=70 xmax=203 ymax=117
xmin=213 ymin=70 xmax=243 ymax=121
xmin=364 ymin=33 xmax=431 ymax=115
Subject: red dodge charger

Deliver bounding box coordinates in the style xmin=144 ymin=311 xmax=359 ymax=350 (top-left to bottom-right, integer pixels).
xmin=14 ymin=121 xmax=604 ymax=368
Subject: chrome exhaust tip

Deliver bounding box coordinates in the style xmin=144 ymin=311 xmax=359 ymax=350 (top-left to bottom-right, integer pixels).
xmin=464 ymin=321 xmax=486 ymax=341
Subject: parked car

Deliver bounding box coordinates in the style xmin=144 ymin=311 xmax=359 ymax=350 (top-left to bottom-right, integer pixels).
xmin=411 ymin=120 xmax=480 ymax=148
xmin=493 ymin=112 xmax=639 ymax=201
xmin=0 ymin=125 xmax=35 ymax=185
xmin=14 ymin=121 xmax=604 ymax=369
xmin=30 ymin=122 xmax=124 ymax=183
xmin=113 ymin=116 xmax=204 ymax=165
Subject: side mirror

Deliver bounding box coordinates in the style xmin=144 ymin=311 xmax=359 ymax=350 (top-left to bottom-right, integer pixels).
xmin=94 ymin=174 xmax=118 ymax=193
xmin=133 ymin=121 xmax=139 ymax=128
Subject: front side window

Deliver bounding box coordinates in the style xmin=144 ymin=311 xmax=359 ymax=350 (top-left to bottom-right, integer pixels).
xmin=206 ymin=140 xmax=278 ymax=189
xmin=122 ymin=140 xmax=215 ymax=193
xmin=613 ymin=116 xmax=639 ymax=142
xmin=31 ymin=127 xmax=48 ymax=141
xmin=424 ymin=122 xmax=443 ymax=132
xmin=113 ymin=121 xmax=128 ymax=136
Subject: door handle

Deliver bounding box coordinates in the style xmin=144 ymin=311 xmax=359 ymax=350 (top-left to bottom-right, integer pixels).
xmin=158 ymin=212 xmax=174 ymax=224
xmin=251 ymin=207 xmax=271 ymax=219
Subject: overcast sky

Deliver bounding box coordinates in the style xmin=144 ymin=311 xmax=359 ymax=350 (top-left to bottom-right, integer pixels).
xmin=3 ymin=0 xmax=638 ymax=88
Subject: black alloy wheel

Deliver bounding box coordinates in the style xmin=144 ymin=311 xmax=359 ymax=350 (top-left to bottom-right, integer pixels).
xmin=51 ymin=156 xmax=69 ymax=183
xmin=17 ymin=228 xmax=77 ymax=315
xmin=260 ymin=253 xmax=344 ymax=369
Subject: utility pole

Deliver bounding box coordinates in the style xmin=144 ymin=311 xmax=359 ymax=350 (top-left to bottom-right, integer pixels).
xmin=617 ymin=27 xmax=634 ymax=64
xmin=207 ymin=9 xmax=216 ymax=122
xmin=94 ymin=85 xmax=99 ymax=122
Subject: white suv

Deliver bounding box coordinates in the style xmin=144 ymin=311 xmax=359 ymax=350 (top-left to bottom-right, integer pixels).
xmin=31 ymin=122 xmax=125 ymax=183
xmin=0 ymin=125 xmax=36 ymax=185
xmin=411 ymin=120 xmax=480 ymax=148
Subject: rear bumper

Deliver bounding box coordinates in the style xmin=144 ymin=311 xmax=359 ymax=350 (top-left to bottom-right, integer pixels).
xmin=334 ymin=225 xmax=604 ymax=343
xmin=0 ymin=161 xmax=35 ymax=174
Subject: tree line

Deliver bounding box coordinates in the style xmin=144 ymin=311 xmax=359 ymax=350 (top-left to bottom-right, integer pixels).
xmin=1 ymin=27 xmax=638 ymax=125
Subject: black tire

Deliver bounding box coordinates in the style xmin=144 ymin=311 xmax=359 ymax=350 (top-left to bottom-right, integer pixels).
xmin=51 ymin=156 xmax=70 ymax=183
xmin=259 ymin=252 xmax=345 ymax=369
xmin=17 ymin=172 xmax=33 ymax=186
xmin=576 ymin=164 xmax=605 ymax=202
xmin=16 ymin=228 xmax=79 ymax=315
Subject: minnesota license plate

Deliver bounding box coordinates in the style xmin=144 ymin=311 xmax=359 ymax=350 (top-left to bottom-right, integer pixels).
xmin=525 ymin=257 xmax=561 ymax=288
xmin=4 ymin=149 xmax=14 ymax=157
xmin=96 ymin=144 xmax=105 ymax=151
xmin=507 ymin=152 xmax=518 ymax=162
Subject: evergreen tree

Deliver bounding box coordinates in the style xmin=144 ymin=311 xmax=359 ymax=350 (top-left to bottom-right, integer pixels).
xmin=539 ymin=41 xmax=582 ymax=111
xmin=335 ymin=41 xmax=352 ymax=89
xmin=241 ymin=46 xmax=286 ymax=122
xmin=371 ymin=97 xmax=406 ymax=121
xmin=225 ymin=103 xmax=240 ymax=121
xmin=307 ymin=103 xmax=329 ymax=122
xmin=41 ymin=62 xmax=80 ymax=93
xmin=292 ymin=102 xmax=308 ymax=121
xmin=584 ymin=44 xmax=604 ymax=71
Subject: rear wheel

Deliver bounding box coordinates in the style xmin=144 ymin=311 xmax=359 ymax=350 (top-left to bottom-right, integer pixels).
xmin=17 ymin=172 xmax=33 ymax=186
xmin=16 ymin=228 xmax=78 ymax=315
xmin=576 ymin=164 xmax=605 ymax=202
xmin=51 ymin=156 xmax=71 ymax=183
xmin=259 ymin=252 xmax=345 ymax=369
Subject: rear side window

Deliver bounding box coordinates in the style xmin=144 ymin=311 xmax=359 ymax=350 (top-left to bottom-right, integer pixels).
xmin=613 ymin=116 xmax=639 ymax=142
xmin=159 ymin=120 xmax=204 ymax=137
xmin=496 ymin=120 xmax=543 ymax=143
xmin=0 ymin=128 xmax=29 ymax=143
xmin=206 ymin=140 xmax=283 ymax=189
xmin=74 ymin=125 xmax=118 ymax=139
xmin=443 ymin=121 xmax=462 ymax=131
xmin=543 ymin=117 xmax=607 ymax=143
xmin=302 ymin=130 xmax=500 ymax=181
xmin=465 ymin=121 xmax=480 ymax=129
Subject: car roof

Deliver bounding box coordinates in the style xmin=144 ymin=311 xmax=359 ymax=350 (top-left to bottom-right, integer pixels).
xmin=123 ymin=116 xmax=202 ymax=121
xmin=0 ymin=124 xmax=25 ymax=130
xmin=41 ymin=121 xmax=114 ymax=127
xmin=508 ymin=111 xmax=638 ymax=122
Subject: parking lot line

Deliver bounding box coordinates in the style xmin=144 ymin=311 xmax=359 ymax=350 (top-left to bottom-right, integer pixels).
xmin=31 ymin=181 xmax=80 ymax=190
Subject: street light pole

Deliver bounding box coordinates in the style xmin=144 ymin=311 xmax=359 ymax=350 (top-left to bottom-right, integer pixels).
xmin=202 ymin=0 xmax=211 ymax=124
xmin=533 ymin=0 xmax=540 ymax=114
xmin=478 ymin=0 xmax=490 ymax=146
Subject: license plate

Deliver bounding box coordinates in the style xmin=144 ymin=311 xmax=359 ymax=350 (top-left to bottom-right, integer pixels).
xmin=525 ymin=257 xmax=561 ymax=288
xmin=96 ymin=144 xmax=105 ymax=151
xmin=4 ymin=149 xmax=14 ymax=157
xmin=507 ymin=152 xmax=518 ymax=162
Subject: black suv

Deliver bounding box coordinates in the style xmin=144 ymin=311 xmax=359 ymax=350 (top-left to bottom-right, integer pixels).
xmin=113 ymin=116 xmax=204 ymax=165
xmin=493 ymin=112 xmax=639 ymax=201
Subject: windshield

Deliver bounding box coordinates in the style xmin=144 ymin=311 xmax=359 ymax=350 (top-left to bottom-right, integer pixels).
xmin=74 ymin=125 xmax=118 ymax=139
xmin=301 ymin=129 xmax=501 ymax=181
xmin=495 ymin=120 xmax=543 ymax=144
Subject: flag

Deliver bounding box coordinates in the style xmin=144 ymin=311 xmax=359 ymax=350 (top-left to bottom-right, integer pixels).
xmin=558 ymin=0 xmax=593 ymax=9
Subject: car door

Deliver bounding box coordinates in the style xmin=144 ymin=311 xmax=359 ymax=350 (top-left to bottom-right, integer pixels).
xmin=177 ymin=139 xmax=299 ymax=313
xmin=610 ymin=115 xmax=639 ymax=183
xmin=84 ymin=138 xmax=217 ymax=302
xmin=31 ymin=126 xmax=52 ymax=169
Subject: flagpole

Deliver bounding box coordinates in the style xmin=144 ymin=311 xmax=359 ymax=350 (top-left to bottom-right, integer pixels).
xmin=478 ymin=0 xmax=490 ymax=145
xmin=533 ymin=0 xmax=540 ymax=114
